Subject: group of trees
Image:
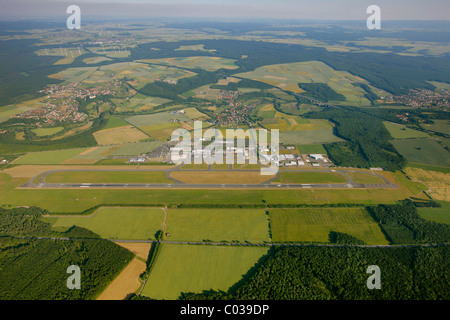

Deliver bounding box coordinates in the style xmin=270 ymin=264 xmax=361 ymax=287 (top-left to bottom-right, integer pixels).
xmin=0 ymin=206 xmax=134 ymax=300
xmin=298 ymin=83 xmax=345 ymax=102
xmin=305 ymin=107 xmax=407 ymax=171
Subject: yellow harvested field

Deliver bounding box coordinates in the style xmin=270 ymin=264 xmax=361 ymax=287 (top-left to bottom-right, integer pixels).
xmin=115 ymin=242 xmax=152 ymax=260
xmin=96 ymin=258 xmax=146 ymax=300
xmin=93 ymin=126 xmax=149 ymax=145
xmin=60 ymin=159 xmax=98 ymax=165
xmin=404 ymin=167 xmax=450 ymax=201
xmin=170 ymin=171 xmax=275 ymax=184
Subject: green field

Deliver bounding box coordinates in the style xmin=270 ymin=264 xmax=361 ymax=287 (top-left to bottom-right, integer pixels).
xmin=164 ymin=209 xmax=270 ymax=243
xmin=269 ymin=208 xmax=388 ymax=244
xmin=108 ymin=141 xmax=163 ymax=156
xmin=32 ymin=127 xmax=64 ymax=137
xmin=46 ymin=207 xmax=165 ymax=240
xmin=142 ymin=245 xmax=268 ymax=299
xmin=102 ymin=117 xmax=130 ymax=130
xmin=44 ymin=171 xmax=172 ymax=184
xmin=140 ymin=56 xmax=239 ymax=72
xmin=125 ymin=112 xmax=191 ymax=127
xmin=14 ymin=148 xmax=88 ymax=164
xmin=297 ymin=144 xmax=327 ymax=154
xmin=395 ymin=173 xmax=428 ymax=195
xmin=279 ymin=130 xmax=342 ymax=145
xmin=274 ymin=171 xmax=347 ymax=184
xmin=391 ymin=139 xmax=450 ymax=167
xmin=348 ymin=172 xmax=387 ymax=184
xmin=422 ymin=120 xmax=450 ymax=136
xmin=406 ymin=163 xmax=450 ymax=174
xmin=417 ymin=202 xmax=450 ymax=225
xmin=383 ymin=122 xmax=430 ymax=139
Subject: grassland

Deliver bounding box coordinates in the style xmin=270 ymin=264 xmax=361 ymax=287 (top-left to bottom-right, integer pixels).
xmin=395 ymin=173 xmax=429 ymax=196
xmin=164 ymin=209 xmax=270 ymax=243
xmin=102 ymin=117 xmax=130 ymax=130
xmin=404 ymin=167 xmax=449 ymax=201
xmin=125 ymin=112 xmax=191 ymax=127
xmin=422 ymin=120 xmax=450 ymax=136
xmin=269 ymin=208 xmax=388 ymax=244
xmin=44 ymin=171 xmax=172 ymax=184
xmin=108 ymin=141 xmax=163 ymax=156
xmin=274 ymin=172 xmax=347 ymax=184
xmin=348 ymin=172 xmax=387 ymax=184
xmin=139 ymin=122 xmax=183 ymax=141
xmin=46 ymin=207 xmax=165 ymax=240
xmin=279 ymin=130 xmax=342 ymax=145
xmin=14 ymin=148 xmax=88 ymax=165
xmin=0 ymin=173 xmax=411 ymax=213
xmin=93 ymin=126 xmax=150 ymax=145
xmin=417 ymin=201 xmax=450 ymax=225
xmin=391 ymin=139 xmax=450 ymax=167
xmin=139 ymin=56 xmax=239 ymax=72
xmin=297 ymin=144 xmax=327 ymax=154
xmin=32 ymin=127 xmax=64 ymax=137
xmin=169 ymin=171 xmax=275 ymax=184
xmin=383 ymin=122 xmax=430 ymax=139
xmin=142 ymin=245 xmax=268 ymax=300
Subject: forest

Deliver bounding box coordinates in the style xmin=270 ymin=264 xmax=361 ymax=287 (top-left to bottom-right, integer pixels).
xmin=0 ymin=206 xmax=134 ymax=300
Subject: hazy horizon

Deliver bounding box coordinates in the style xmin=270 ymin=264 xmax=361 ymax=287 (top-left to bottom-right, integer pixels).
xmin=0 ymin=0 xmax=449 ymax=21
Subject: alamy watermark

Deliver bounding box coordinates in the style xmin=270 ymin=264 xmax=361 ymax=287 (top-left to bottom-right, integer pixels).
xmin=171 ymin=121 xmax=279 ymax=176
xmin=67 ymin=5 xmax=81 ymax=30
xmin=366 ymin=265 xmax=381 ymax=289
xmin=66 ymin=265 xmax=81 ymax=290
xmin=367 ymin=5 xmax=381 ymax=30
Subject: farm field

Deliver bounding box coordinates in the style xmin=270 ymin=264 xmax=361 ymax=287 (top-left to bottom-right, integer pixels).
xmin=113 ymin=96 xmax=172 ymax=112
xmin=236 ymin=61 xmax=372 ymax=106
xmin=279 ymin=129 xmax=342 ymax=145
xmin=139 ymin=56 xmax=239 ymax=72
xmin=404 ymin=167 xmax=450 ymax=201
xmin=169 ymin=171 xmax=275 ymax=184
xmin=125 ymin=112 xmax=191 ymax=127
xmin=383 ymin=122 xmax=430 ymax=139
xmin=269 ymin=208 xmax=389 ymax=244
xmin=394 ymin=173 xmax=429 ymax=196
xmin=142 ymin=245 xmax=268 ymax=300
xmin=274 ymin=171 xmax=347 ymax=184
xmin=164 ymin=209 xmax=270 ymax=243
xmin=422 ymin=120 xmax=450 ymax=136
xmin=97 ymin=258 xmax=146 ymax=300
xmin=108 ymin=141 xmax=163 ymax=156
xmin=262 ymin=118 xmax=331 ymax=132
xmin=391 ymin=139 xmax=450 ymax=167
xmin=114 ymin=242 xmax=152 ymax=261
xmin=44 ymin=170 xmax=173 ymax=184
xmin=45 ymin=207 xmax=166 ymax=240
xmin=93 ymin=126 xmax=150 ymax=145
xmin=102 ymin=117 xmax=130 ymax=130
xmin=14 ymin=148 xmax=88 ymax=165
xmin=139 ymin=122 xmax=183 ymax=141
xmin=417 ymin=201 xmax=450 ymax=225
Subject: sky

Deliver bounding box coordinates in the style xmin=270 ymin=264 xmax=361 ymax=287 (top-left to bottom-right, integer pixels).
xmin=0 ymin=0 xmax=448 ymax=21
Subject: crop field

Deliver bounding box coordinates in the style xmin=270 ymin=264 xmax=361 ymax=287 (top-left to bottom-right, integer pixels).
xmin=125 ymin=112 xmax=191 ymax=127
xmin=97 ymin=258 xmax=146 ymax=300
xmin=348 ymin=172 xmax=387 ymax=184
xmin=48 ymin=67 xmax=97 ymax=84
xmin=274 ymin=171 xmax=347 ymax=184
xmin=102 ymin=117 xmax=130 ymax=130
xmin=32 ymin=127 xmax=64 ymax=137
xmin=139 ymin=56 xmax=239 ymax=72
xmin=269 ymin=208 xmax=389 ymax=244
xmin=404 ymin=167 xmax=450 ymax=201
xmin=169 ymin=171 xmax=275 ymax=184
xmin=182 ymin=107 xmax=210 ymax=120
xmin=93 ymin=126 xmax=150 ymax=145
xmin=281 ymin=130 xmax=342 ymax=145
xmin=115 ymin=242 xmax=152 ymax=260
xmin=0 ymin=99 xmax=47 ymax=123
xmin=139 ymin=122 xmax=183 ymax=141
xmin=82 ymin=56 xmax=113 ymax=65
xmin=44 ymin=170 xmax=172 ymax=184
xmin=14 ymin=148 xmax=88 ymax=165
xmin=391 ymin=139 xmax=450 ymax=167
xmin=142 ymin=245 xmax=268 ymax=300
xmin=422 ymin=120 xmax=450 ymax=136
xmin=417 ymin=201 xmax=450 ymax=225
xmin=383 ymin=122 xmax=430 ymax=139
xmin=108 ymin=141 xmax=163 ymax=156
xmin=164 ymin=209 xmax=270 ymax=242
xmin=46 ymin=207 xmax=166 ymax=240
xmin=236 ymin=61 xmax=372 ymax=106
xmin=114 ymin=96 xmax=172 ymax=112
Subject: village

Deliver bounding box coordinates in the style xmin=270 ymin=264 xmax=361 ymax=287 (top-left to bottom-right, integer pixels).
xmin=382 ymin=88 xmax=450 ymax=110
